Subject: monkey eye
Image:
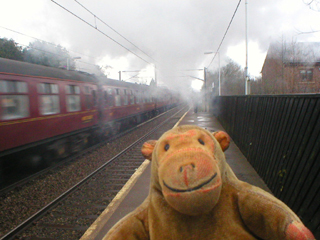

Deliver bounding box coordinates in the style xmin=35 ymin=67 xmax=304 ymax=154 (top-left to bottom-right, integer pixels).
xmin=164 ymin=144 xmax=170 ymax=151
xmin=198 ymin=139 xmax=205 ymax=145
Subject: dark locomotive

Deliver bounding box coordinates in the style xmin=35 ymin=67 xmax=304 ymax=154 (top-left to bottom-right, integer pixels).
xmin=0 ymin=57 xmax=179 ymax=173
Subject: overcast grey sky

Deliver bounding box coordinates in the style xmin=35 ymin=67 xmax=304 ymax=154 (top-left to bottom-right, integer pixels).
xmin=0 ymin=0 xmax=319 ymax=91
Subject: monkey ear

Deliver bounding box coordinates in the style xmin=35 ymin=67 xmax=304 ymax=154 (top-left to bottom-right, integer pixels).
xmin=213 ymin=131 xmax=230 ymax=152
xmin=141 ymin=140 xmax=157 ymax=160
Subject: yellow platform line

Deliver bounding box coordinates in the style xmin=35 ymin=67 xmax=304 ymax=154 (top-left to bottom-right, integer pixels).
xmin=80 ymin=108 xmax=190 ymax=240
xmin=174 ymin=107 xmax=190 ymax=128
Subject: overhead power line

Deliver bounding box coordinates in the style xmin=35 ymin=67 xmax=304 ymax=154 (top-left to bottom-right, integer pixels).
xmin=74 ymin=0 xmax=156 ymax=63
xmin=207 ymin=0 xmax=242 ymax=68
xmin=124 ymin=73 xmax=140 ymax=81
xmin=50 ymin=0 xmax=153 ymax=65
xmin=0 ymin=25 xmax=97 ymax=60
xmin=0 ymin=26 xmax=56 ymax=47
xmin=0 ymin=26 xmax=109 ymax=70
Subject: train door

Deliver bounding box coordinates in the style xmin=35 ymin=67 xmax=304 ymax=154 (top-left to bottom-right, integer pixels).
xmin=84 ymin=85 xmax=97 ymax=111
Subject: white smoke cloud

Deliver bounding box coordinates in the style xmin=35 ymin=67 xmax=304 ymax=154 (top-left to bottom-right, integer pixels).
xmin=1 ymin=0 xmax=320 ymax=95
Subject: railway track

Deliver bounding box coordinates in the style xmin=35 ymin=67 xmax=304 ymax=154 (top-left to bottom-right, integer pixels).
xmin=0 ymin=105 xmax=188 ymax=240
xmin=0 ymin=106 xmax=179 ymax=194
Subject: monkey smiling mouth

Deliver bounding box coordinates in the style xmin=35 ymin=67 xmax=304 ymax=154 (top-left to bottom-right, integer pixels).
xmin=163 ymin=172 xmax=218 ymax=193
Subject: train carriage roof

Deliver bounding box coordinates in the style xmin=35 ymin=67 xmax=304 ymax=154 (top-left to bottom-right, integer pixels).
xmin=96 ymin=76 xmax=150 ymax=90
xmin=0 ymin=58 xmax=156 ymax=91
xmin=0 ymin=57 xmax=96 ymax=82
xmin=0 ymin=58 xmax=153 ymax=90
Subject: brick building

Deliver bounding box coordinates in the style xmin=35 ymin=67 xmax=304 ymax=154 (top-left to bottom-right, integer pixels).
xmin=260 ymin=42 xmax=320 ymax=94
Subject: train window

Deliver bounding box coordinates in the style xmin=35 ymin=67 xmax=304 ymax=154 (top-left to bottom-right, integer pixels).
xmin=66 ymin=85 xmax=80 ymax=112
xmin=92 ymin=90 xmax=97 ymax=107
xmin=0 ymin=80 xmax=28 ymax=93
xmin=144 ymin=93 xmax=148 ymax=103
xmin=115 ymin=88 xmax=121 ymax=107
xmin=1 ymin=95 xmax=29 ymax=120
xmin=130 ymin=91 xmax=135 ymax=104
xmin=135 ymin=91 xmax=140 ymax=103
xmin=84 ymin=86 xmax=92 ymax=109
xmin=67 ymin=95 xmax=80 ymax=112
xmin=0 ymin=80 xmax=29 ymax=120
xmin=104 ymin=89 xmax=114 ymax=107
xmin=39 ymin=96 xmax=60 ymax=115
xmin=124 ymin=89 xmax=128 ymax=106
xmin=104 ymin=91 xmax=108 ymax=106
xmin=84 ymin=86 xmax=90 ymax=94
xmin=38 ymin=83 xmax=60 ymax=115
xmin=66 ymin=85 xmax=80 ymax=94
xmin=38 ymin=83 xmax=59 ymax=94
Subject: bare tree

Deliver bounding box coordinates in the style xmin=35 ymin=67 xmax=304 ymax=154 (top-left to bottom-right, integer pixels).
xmin=303 ymin=0 xmax=320 ymax=11
xmin=206 ymin=59 xmax=245 ymax=96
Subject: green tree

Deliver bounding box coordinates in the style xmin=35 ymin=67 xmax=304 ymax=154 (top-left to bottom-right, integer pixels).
xmin=0 ymin=37 xmax=24 ymax=60
xmin=23 ymin=40 xmax=75 ymax=69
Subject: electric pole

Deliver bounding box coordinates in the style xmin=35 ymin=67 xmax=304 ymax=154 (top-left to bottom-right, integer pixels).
xmin=245 ymin=0 xmax=250 ymax=95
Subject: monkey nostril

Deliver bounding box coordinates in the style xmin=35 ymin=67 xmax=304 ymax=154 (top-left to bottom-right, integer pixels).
xmin=180 ymin=164 xmax=195 ymax=173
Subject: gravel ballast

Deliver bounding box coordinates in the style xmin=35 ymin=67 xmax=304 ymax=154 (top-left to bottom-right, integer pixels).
xmin=0 ymin=106 xmax=186 ymax=238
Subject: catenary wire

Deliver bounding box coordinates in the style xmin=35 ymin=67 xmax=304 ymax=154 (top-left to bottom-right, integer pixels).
xmin=207 ymin=0 xmax=242 ymax=68
xmin=50 ymin=0 xmax=153 ymax=65
xmin=74 ymin=0 xmax=157 ymax=63
xmin=0 ymin=25 xmax=97 ymax=60
xmin=0 ymin=27 xmax=148 ymax=80
xmin=1 ymin=35 xmax=104 ymax=70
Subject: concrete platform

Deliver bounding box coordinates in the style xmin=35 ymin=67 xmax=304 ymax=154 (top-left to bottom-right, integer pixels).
xmin=80 ymin=109 xmax=271 ymax=240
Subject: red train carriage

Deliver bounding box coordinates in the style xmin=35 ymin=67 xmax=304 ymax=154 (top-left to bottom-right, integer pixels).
xmin=0 ymin=57 xmax=178 ymax=171
xmin=0 ymin=58 xmax=100 ymax=167
xmin=97 ymin=77 xmax=156 ymax=135
xmin=154 ymin=87 xmax=177 ymax=112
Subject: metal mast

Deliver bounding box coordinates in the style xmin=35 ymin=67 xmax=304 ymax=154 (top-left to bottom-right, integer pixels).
xmin=245 ymin=0 xmax=250 ymax=95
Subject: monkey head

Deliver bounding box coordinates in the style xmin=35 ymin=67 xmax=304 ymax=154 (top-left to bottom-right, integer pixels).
xmin=142 ymin=125 xmax=230 ymax=216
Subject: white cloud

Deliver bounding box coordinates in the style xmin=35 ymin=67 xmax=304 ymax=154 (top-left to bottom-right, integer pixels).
xmin=1 ymin=0 xmax=320 ymax=93
xmin=227 ymin=41 xmax=266 ymax=76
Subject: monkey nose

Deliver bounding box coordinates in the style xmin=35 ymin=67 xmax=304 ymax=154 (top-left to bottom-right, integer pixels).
xmin=179 ymin=163 xmax=196 ymax=187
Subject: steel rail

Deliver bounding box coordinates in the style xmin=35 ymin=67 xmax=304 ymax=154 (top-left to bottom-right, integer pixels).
xmin=0 ymin=107 xmax=176 ymax=195
xmin=0 ymin=105 xmax=186 ymax=240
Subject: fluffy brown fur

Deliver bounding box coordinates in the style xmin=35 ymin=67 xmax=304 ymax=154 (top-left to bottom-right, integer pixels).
xmin=104 ymin=125 xmax=315 ymax=240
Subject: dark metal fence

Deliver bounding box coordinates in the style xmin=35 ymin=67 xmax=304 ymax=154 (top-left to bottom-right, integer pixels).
xmin=212 ymin=95 xmax=320 ymax=238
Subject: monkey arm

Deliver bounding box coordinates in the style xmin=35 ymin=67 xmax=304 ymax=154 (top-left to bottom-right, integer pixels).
xmin=236 ymin=183 xmax=315 ymax=240
xmin=103 ymin=202 xmax=149 ymax=240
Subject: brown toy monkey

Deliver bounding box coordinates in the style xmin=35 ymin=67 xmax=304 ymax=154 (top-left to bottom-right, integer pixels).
xmin=104 ymin=125 xmax=315 ymax=240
